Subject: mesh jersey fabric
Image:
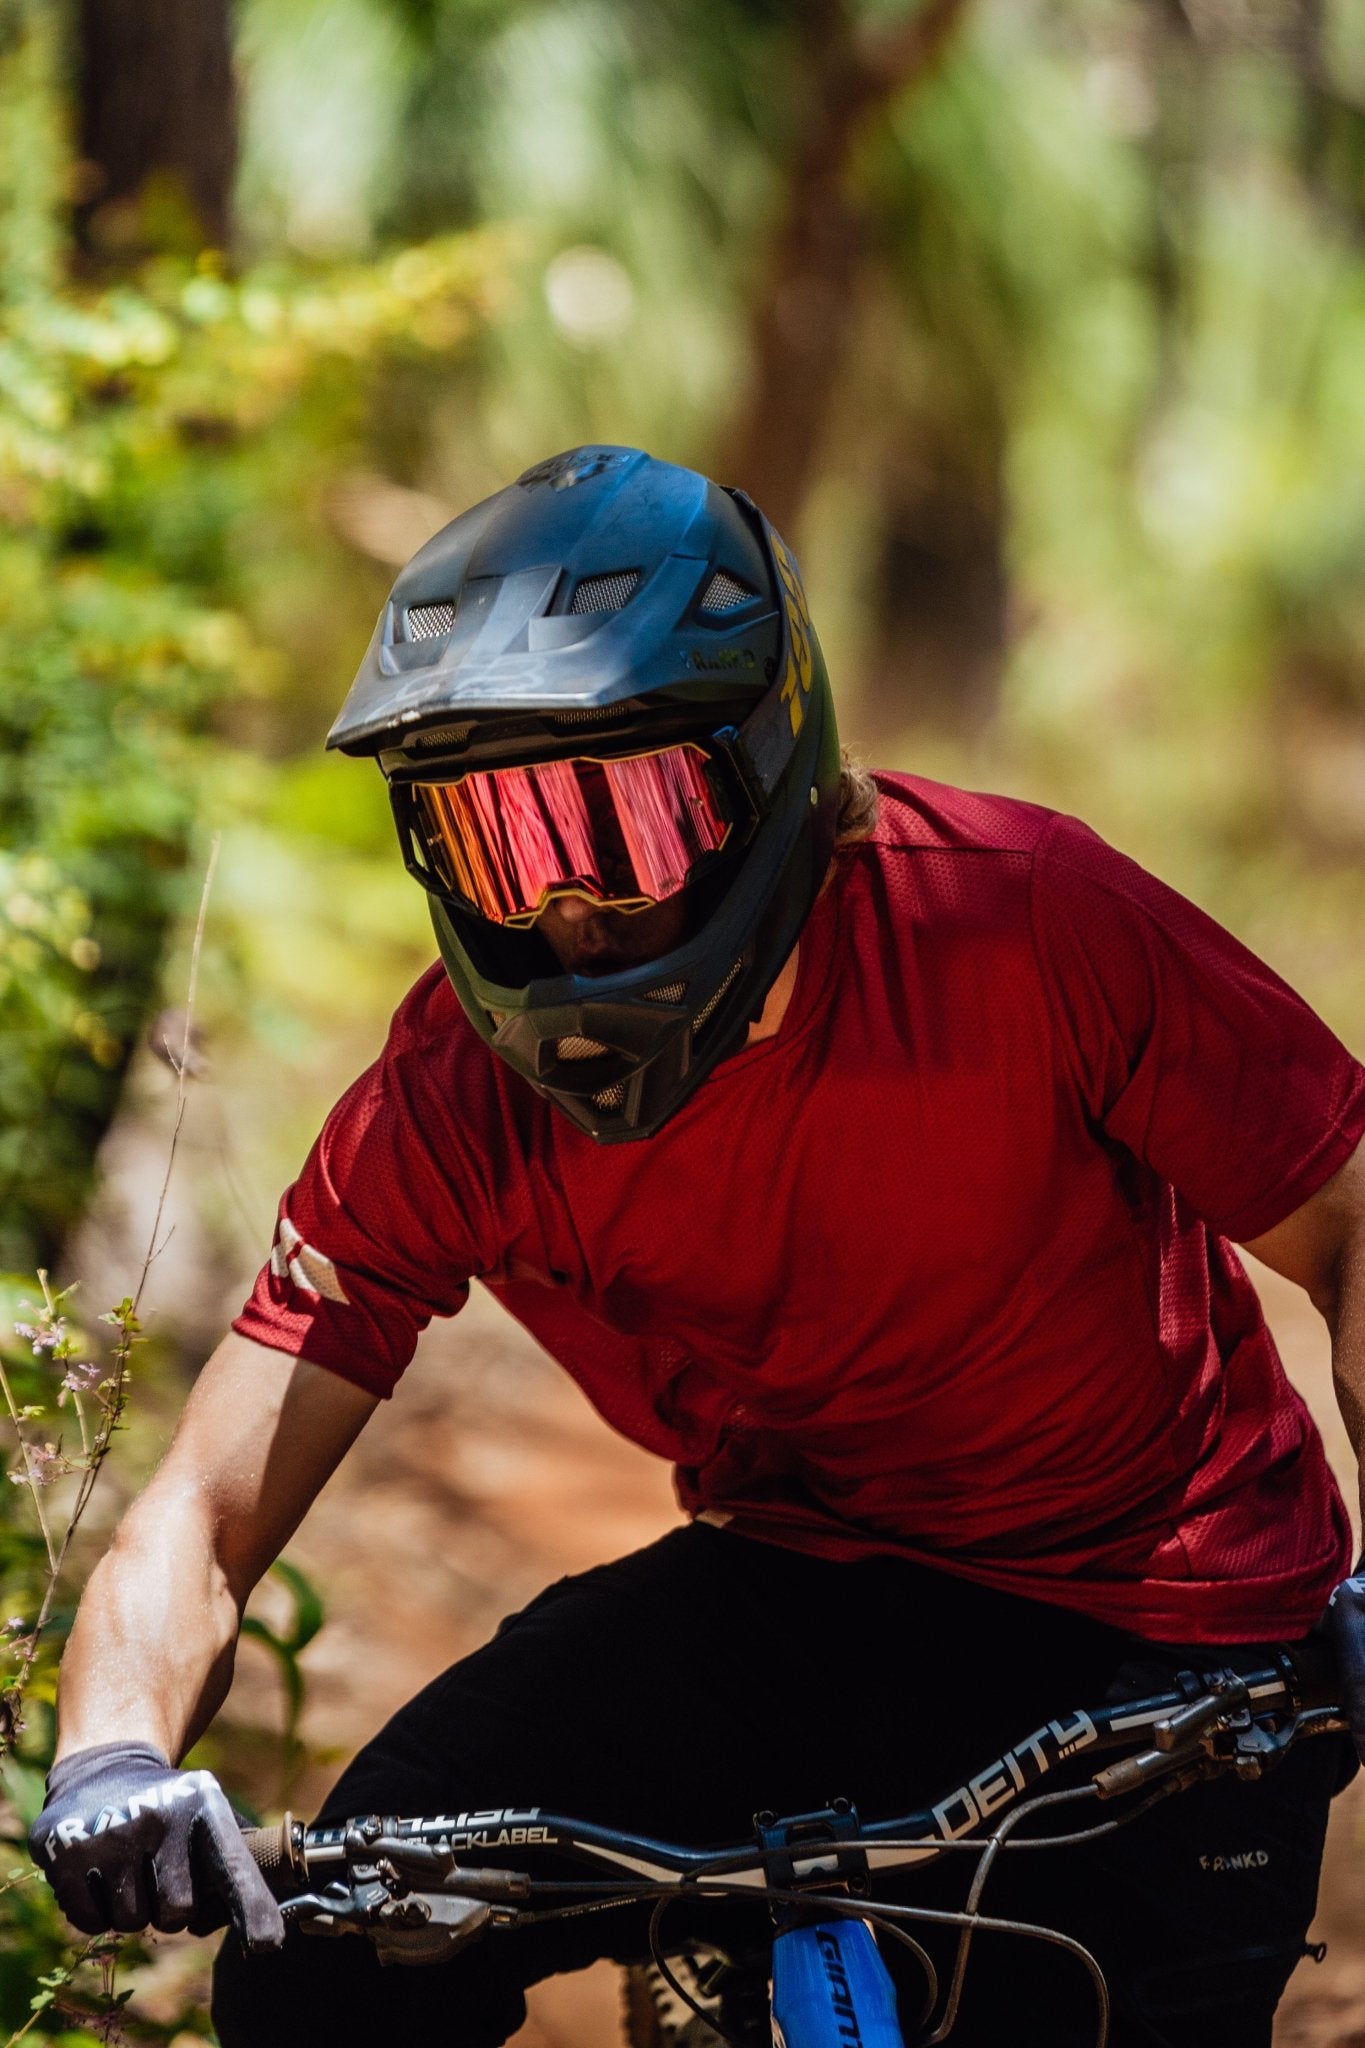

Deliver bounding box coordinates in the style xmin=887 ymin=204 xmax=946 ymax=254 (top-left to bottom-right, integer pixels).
xmin=234 ymin=774 xmax=1365 ymax=1641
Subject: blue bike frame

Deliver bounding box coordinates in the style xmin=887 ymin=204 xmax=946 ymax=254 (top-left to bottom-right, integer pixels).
xmin=772 ymin=1920 xmax=905 ymax=2048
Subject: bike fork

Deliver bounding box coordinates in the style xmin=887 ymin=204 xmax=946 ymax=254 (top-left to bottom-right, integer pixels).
xmin=771 ymin=1921 xmax=905 ymax=2048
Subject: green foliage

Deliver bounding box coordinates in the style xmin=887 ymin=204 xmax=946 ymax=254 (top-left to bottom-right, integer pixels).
xmin=0 ymin=566 xmax=228 ymax=1273
xmin=0 ymin=1275 xmax=139 ymax=2040
xmin=0 ymin=1275 xmax=138 ymax=1770
xmin=238 ymin=1558 xmax=327 ymax=1801
xmin=0 ymin=0 xmax=501 ymax=1277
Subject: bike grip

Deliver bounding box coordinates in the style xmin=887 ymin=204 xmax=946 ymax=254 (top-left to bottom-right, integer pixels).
xmin=238 ymin=1817 xmax=304 ymax=1896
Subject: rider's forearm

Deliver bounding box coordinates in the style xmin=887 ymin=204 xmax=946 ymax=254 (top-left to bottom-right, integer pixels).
xmin=54 ymin=1486 xmax=242 ymax=1765
xmin=52 ymin=1333 xmax=378 ymax=1769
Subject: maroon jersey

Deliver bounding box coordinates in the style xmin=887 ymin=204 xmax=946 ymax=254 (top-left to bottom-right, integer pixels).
xmin=236 ymin=775 xmax=1365 ymax=1641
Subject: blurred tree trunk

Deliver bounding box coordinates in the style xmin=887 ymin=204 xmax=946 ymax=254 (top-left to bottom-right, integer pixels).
xmin=722 ymin=0 xmax=1012 ymax=738
xmin=1138 ymin=1 xmax=1206 ymax=413
xmin=724 ymin=0 xmax=971 ymax=541
xmin=74 ymin=0 xmax=237 ymax=263
xmin=857 ymin=397 xmax=1007 ymax=742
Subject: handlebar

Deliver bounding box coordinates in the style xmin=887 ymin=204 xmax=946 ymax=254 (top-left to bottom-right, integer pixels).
xmin=241 ymin=1637 xmax=1344 ymax=1906
xmin=237 ymin=1641 xmax=1345 ymax=2042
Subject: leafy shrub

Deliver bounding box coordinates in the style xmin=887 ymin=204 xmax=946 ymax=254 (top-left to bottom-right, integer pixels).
xmin=0 ymin=0 xmax=499 ymax=1277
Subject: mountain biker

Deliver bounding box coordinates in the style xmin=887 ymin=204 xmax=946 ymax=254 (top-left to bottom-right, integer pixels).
xmin=30 ymin=446 xmax=1365 ymax=2047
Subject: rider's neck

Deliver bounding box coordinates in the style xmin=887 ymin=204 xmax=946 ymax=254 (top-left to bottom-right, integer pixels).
xmin=746 ymin=943 xmax=799 ymax=1046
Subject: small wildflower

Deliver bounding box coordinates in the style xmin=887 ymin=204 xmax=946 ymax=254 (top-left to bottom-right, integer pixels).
xmin=60 ymin=1360 xmax=104 ymax=1395
xmin=13 ymin=1320 xmax=62 ymax=1354
xmin=3 ymin=1617 xmax=24 ymax=1634
xmin=10 ymin=1442 xmax=72 ymax=1486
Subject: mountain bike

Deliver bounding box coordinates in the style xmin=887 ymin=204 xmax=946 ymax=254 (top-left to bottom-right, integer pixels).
xmin=241 ymin=1639 xmax=1345 ymax=2048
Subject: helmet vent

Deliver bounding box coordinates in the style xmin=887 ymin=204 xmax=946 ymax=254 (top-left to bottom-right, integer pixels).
xmin=645 ymin=980 xmax=686 ymax=1006
xmin=592 ymin=1080 xmax=628 ymax=1111
xmin=548 ymin=705 xmax=626 ymax=729
xmin=698 ymin=570 xmax=754 ymax=615
xmin=410 ymin=721 xmax=474 ymax=753
xmin=407 ymin=600 xmax=457 ymax=641
xmin=570 ymin=570 xmax=640 ymax=615
xmin=556 ymin=1034 xmax=612 ymax=1061
xmin=696 ymin=958 xmax=742 ymax=1032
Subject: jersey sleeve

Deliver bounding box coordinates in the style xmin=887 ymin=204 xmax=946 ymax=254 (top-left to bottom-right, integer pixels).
xmin=232 ymin=969 xmax=493 ymax=1397
xmin=1030 ymin=813 xmax=1365 ymax=1242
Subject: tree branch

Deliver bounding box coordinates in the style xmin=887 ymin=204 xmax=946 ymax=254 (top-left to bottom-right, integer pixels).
xmin=723 ymin=0 xmax=976 ymax=537
xmin=857 ymin=0 xmax=976 ymax=111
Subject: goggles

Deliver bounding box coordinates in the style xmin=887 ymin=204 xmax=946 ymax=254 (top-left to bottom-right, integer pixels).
xmin=407 ymin=742 xmax=735 ymax=926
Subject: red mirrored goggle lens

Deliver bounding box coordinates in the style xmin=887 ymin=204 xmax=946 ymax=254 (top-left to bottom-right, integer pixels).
xmin=412 ymin=743 xmax=732 ymax=926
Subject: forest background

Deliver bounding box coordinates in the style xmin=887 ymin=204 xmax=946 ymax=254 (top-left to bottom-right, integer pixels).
xmin=2 ymin=0 xmax=1365 ymax=2039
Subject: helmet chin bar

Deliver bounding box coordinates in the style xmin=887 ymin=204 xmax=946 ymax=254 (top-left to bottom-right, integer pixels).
xmin=495 ymin=991 xmax=691 ymax=1083
xmin=494 ymin=993 xmax=698 ymax=1139
xmin=429 ymin=692 xmax=838 ymax=1144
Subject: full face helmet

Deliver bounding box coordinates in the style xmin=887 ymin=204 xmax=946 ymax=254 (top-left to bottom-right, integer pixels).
xmin=328 ymin=445 xmax=840 ymax=1141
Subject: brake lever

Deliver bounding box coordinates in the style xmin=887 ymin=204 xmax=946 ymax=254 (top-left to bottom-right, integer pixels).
xmin=1093 ymin=1686 xmax=1224 ymax=1800
xmin=1223 ymin=1708 xmax=1348 ymax=1778
xmin=283 ymin=1883 xmax=393 ymax=1933
xmin=1094 ymin=1691 xmax=1339 ymax=1800
xmin=286 ymin=1884 xmax=499 ymax=1964
xmin=1151 ymin=1677 xmax=1249 ymax=1752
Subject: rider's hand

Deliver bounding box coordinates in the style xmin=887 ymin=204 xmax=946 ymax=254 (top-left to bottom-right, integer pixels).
xmin=28 ymin=1741 xmax=285 ymax=1948
xmin=1327 ymin=1562 xmax=1365 ymax=1763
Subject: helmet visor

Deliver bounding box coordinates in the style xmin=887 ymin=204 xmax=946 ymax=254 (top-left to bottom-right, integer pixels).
xmin=411 ymin=743 xmax=733 ymax=926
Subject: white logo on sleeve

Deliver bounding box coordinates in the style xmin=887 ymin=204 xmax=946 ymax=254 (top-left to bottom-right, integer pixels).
xmin=270 ymin=1215 xmax=351 ymax=1304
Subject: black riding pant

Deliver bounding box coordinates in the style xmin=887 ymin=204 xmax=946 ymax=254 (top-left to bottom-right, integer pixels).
xmin=213 ymin=1524 xmax=1349 ymax=2048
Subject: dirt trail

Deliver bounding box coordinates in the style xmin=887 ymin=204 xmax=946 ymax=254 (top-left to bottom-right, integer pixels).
xmin=183 ymin=1260 xmax=1365 ymax=2046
